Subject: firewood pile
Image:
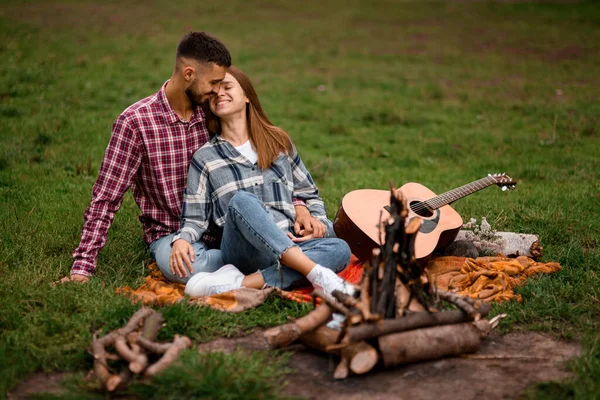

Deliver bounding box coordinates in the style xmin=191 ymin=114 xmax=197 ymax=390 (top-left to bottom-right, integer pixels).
xmin=264 ymin=186 xmax=505 ymax=379
xmin=89 ymin=307 xmax=192 ymax=391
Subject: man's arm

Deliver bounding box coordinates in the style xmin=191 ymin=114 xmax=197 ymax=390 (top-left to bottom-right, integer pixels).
xmin=68 ymin=114 xmax=142 ymax=280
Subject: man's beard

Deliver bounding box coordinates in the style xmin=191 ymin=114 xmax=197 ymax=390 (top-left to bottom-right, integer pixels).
xmin=185 ymin=82 xmax=207 ymax=108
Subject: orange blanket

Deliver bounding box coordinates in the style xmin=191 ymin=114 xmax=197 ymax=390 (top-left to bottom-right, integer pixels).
xmin=426 ymin=255 xmax=561 ymax=302
xmin=116 ymin=255 xmax=560 ymax=311
xmin=116 ymin=256 xmax=364 ymax=312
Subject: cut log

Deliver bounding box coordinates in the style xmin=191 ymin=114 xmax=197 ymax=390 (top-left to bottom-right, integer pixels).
xmin=263 ymin=304 xmax=333 ymax=349
xmin=341 ymin=341 xmax=379 ymax=375
xmin=455 ymin=230 xmax=542 ymax=259
xmin=345 ymin=307 xmax=489 ymax=343
xmin=299 ymin=325 xmax=342 ymax=353
xmin=300 ymin=326 xmax=379 ymax=378
xmin=378 ymin=322 xmax=483 ymax=367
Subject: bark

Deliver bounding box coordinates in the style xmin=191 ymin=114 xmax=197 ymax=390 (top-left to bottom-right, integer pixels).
xmin=378 ymin=323 xmax=484 ymax=367
xmin=114 ymin=335 xmax=148 ymax=374
xmin=90 ymin=307 xmax=156 ymax=389
xmin=105 ymin=369 xmax=132 ymax=392
xmin=144 ymin=335 xmax=193 ymax=377
xmin=455 ymin=230 xmax=542 ymax=259
xmin=345 ymin=308 xmax=489 ymax=343
xmin=312 ymin=289 xmax=354 ymax=319
xmin=136 ymin=336 xmax=173 ymax=355
xmin=263 ymin=304 xmax=333 ymax=349
xmin=437 ymin=290 xmax=487 ymax=321
xmin=298 ymin=325 xmax=342 ymax=353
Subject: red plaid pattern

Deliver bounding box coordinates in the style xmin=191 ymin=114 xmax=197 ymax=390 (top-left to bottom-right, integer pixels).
xmin=71 ymin=81 xmax=210 ymax=276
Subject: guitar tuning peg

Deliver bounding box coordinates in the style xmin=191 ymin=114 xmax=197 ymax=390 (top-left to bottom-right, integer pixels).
xmin=502 ymin=186 xmax=508 ymax=191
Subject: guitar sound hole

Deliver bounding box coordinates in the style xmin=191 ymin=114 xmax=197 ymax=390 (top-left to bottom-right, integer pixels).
xmin=410 ymin=201 xmax=433 ymax=217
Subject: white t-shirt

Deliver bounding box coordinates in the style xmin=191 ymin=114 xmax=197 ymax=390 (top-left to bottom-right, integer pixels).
xmin=234 ymin=140 xmax=258 ymax=165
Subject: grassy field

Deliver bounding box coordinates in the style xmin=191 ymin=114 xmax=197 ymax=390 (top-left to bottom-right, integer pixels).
xmin=1 ymin=0 xmax=599 ymax=398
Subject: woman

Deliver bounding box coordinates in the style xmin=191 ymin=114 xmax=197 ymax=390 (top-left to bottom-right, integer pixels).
xmin=169 ymin=66 xmax=352 ymax=296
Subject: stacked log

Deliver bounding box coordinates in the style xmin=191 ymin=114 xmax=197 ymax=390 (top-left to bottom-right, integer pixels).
xmin=89 ymin=307 xmax=192 ymax=391
xmin=264 ymin=184 xmax=505 ymax=379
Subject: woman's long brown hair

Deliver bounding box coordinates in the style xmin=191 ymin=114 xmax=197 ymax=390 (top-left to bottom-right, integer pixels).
xmin=204 ymin=66 xmax=293 ymax=170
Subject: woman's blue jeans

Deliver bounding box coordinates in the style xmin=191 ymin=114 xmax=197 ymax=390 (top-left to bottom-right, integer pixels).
xmin=221 ymin=191 xmax=352 ymax=290
xmin=150 ymin=234 xmax=224 ymax=284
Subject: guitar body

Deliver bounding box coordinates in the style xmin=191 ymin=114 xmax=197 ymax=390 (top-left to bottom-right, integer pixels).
xmin=334 ymin=183 xmax=463 ymax=262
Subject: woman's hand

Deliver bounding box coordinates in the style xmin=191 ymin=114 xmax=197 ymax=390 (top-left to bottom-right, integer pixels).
xmin=170 ymin=239 xmax=195 ymax=279
xmin=293 ymin=205 xmax=326 ymax=239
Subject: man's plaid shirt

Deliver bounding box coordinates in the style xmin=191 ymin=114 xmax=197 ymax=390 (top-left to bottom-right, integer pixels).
xmin=173 ymin=135 xmax=328 ymax=244
xmin=71 ymin=81 xmax=211 ymax=277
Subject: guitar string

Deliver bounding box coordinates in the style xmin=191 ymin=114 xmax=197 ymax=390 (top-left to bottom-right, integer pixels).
xmin=405 ymin=177 xmax=505 ymax=214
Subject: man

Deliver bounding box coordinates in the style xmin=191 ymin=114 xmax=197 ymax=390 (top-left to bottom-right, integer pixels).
xmin=62 ymin=32 xmax=324 ymax=284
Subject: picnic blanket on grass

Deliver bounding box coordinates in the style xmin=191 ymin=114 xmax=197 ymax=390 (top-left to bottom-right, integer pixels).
xmin=427 ymin=255 xmax=561 ymax=302
xmin=116 ymin=255 xmax=560 ymax=312
xmin=116 ymin=256 xmax=364 ymax=312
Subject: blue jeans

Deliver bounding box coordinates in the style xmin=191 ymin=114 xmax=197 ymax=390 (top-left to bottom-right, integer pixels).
xmin=221 ymin=191 xmax=351 ymax=290
xmin=149 ymin=233 xmax=224 ymax=284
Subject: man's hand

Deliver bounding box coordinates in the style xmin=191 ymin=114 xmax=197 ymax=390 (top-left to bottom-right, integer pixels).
xmin=55 ymin=274 xmax=90 ymax=285
xmin=170 ymin=239 xmax=195 ymax=279
xmin=294 ymin=206 xmax=326 ymax=239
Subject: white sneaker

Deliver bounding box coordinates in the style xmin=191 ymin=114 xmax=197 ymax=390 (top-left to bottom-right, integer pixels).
xmin=184 ymin=264 xmax=245 ymax=297
xmin=306 ymin=265 xmax=355 ymax=296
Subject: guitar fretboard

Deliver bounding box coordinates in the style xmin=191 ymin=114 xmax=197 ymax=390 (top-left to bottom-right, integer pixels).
xmin=424 ymin=176 xmax=497 ymax=210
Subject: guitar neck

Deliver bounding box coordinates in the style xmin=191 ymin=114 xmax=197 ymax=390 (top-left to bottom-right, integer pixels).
xmin=425 ymin=176 xmax=497 ymax=210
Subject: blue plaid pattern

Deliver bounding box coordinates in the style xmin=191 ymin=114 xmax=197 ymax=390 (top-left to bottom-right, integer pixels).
xmin=173 ymin=135 xmax=327 ymax=244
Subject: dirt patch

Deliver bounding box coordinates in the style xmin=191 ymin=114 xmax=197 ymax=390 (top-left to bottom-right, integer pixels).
xmin=198 ymin=330 xmax=580 ymax=400
xmin=7 ymin=372 xmax=65 ymax=399
xmin=8 ymin=330 xmax=580 ymax=399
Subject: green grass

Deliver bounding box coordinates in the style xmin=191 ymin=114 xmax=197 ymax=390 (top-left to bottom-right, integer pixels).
xmin=1 ymin=0 xmax=599 ymax=398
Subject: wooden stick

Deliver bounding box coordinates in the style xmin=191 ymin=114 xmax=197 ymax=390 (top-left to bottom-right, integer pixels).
xmin=437 ymin=291 xmax=485 ymax=321
xmin=263 ymin=304 xmax=333 ymax=349
xmin=345 ymin=308 xmax=489 ymax=343
xmin=331 ymin=290 xmax=361 ymax=311
xmin=312 ymin=289 xmax=354 ymax=319
xmin=106 ymin=369 xmax=132 ymax=392
xmin=144 ymin=335 xmax=192 ymax=377
xmin=96 ymin=307 xmax=156 ymax=347
xmin=136 ymin=336 xmax=172 ymax=354
xmin=113 ymin=335 xmax=148 ymax=374
xmin=90 ymin=307 xmax=156 ymax=389
xmin=333 ymin=357 xmax=350 ymax=380
xmin=359 ymin=264 xmax=379 ymax=322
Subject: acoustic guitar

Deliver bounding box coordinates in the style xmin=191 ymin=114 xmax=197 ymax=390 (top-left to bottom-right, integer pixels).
xmin=333 ymin=174 xmax=517 ymax=262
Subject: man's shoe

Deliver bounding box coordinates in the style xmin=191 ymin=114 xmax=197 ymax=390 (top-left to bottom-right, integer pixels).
xmin=184 ymin=264 xmax=245 ymax=296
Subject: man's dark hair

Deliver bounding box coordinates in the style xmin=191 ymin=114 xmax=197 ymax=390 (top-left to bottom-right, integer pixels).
xmin=176 ymin=32 xmax=231 ymax=67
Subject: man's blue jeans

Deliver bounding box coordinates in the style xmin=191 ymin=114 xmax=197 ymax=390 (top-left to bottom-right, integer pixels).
xmin=221 ymin=191 xmax=352 ymax=290
xmin=149 ymin=233 xmax=224 ymax=284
